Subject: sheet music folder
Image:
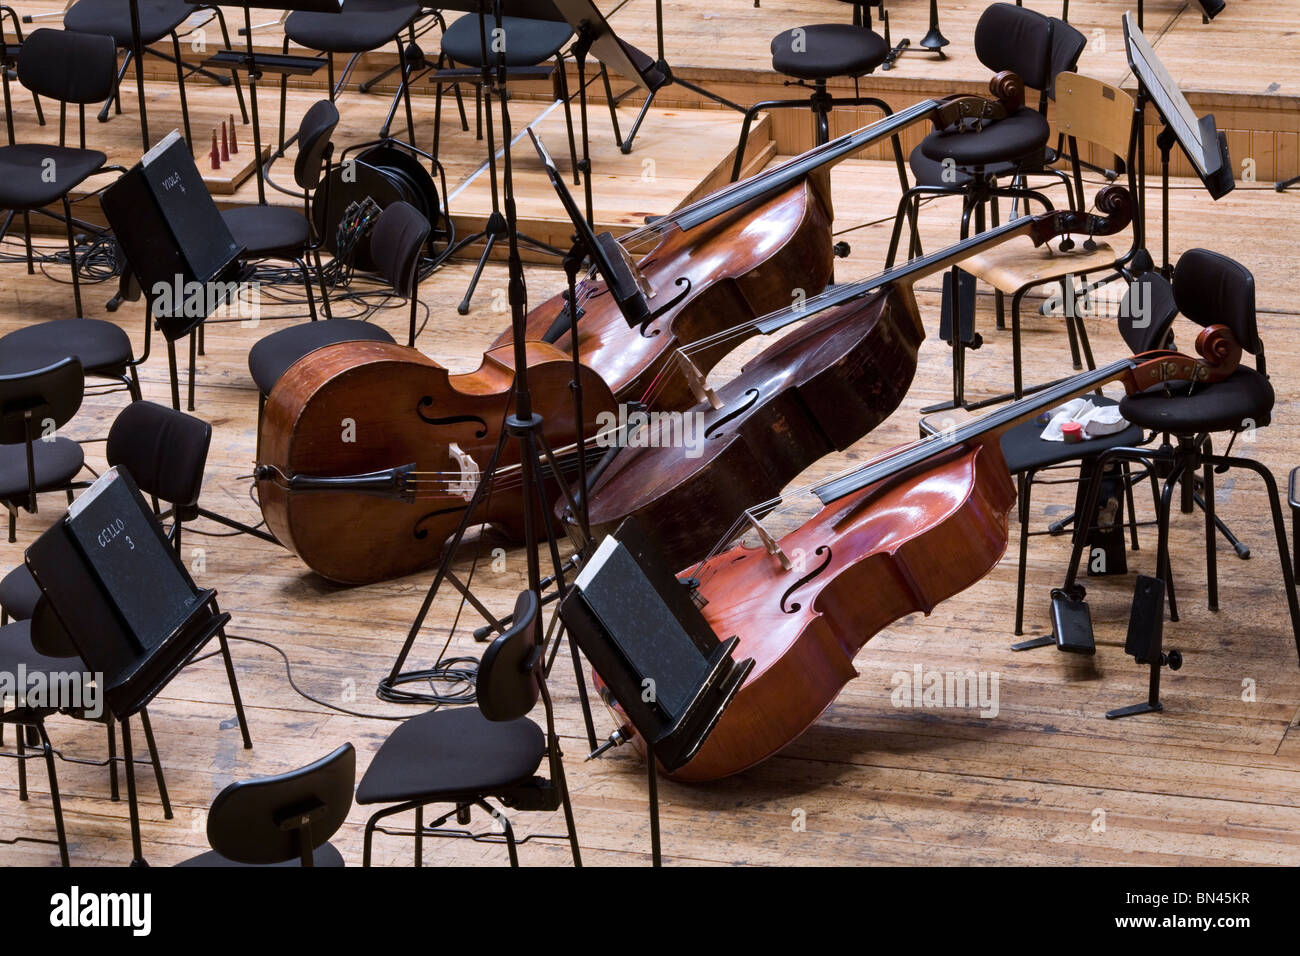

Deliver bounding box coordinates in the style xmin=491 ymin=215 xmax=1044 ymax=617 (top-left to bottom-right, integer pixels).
xmin=25 ymin=467 xmax=229 ymax=719
xmin=561 ymin=518 xmax=753 ymax=772
xmin=1123 ymin=13 xmax=1233 ymax=199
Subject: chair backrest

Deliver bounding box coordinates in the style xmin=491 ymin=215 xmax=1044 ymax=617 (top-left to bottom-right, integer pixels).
xmin=495 ymin=0 xmax=564 ymax=21
xmin=206 ymin=744 xmax=356 ymax=865
xmin=1172 ymin=248 xmax=1263 ymax=358
xmin=30 ymin=596 xmax=81 ymax=660
xmin=369 ymin=200 xmax=430 ymax=297
xmin=0 ymin=358 xmax=84 ymax=446
xmin=1054 ymin=72 xmax=1135 ymax=162
xmin=975 ymin=3 xmax=1084 ymax=98
xmin=293 ymin=99 xmax=340 ymax=192
xmin=476 ymin=590 xmax=541 ymax=722
xmin=106 ymin=401 xmax=212 ymax=509
xmin=17 ymin=28 xmax=117 ymax=104
xmin=1117 ymin=271 xmax=1178 ymax=355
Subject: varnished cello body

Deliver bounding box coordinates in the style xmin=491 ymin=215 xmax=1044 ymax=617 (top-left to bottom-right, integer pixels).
xmin=584 ymin=284 xmax=925 ymax=570
xmin=632 ymin=328 xmax=1243 ymax=782
xmin=501 ymin=179 xmax=836 ymax=412
xmin=579 ymin=190 xmax=1136 ymax=571
xmin=257 ymin=340 xmax=616 ymax=585
xmin=676 ymin=439 xmax=1017 ymax=782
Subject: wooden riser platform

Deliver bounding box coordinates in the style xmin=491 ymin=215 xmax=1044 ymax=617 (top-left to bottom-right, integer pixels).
xmin=11 ymin=0 xmax=1297 ymax=178
xmin=2 ymin=80 xmax=771 ymax=263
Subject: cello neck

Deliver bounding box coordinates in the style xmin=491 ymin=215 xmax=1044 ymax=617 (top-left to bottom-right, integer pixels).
xmin=812 ymin=356 xmax=1143 ymax=506
xmin=672 ymin=99 xmax=945 ymax=233
xmin=754 ymin=217 xmax=1036 ymax=337
xmin=752 ymin=185 xmax=1133 ymax=339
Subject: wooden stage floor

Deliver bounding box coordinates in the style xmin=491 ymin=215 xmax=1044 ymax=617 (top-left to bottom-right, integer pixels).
xmin=3 ymin=158 xmax=1300 ymax=866
xmin=1 ymin=1 xmax=1299 ymax=867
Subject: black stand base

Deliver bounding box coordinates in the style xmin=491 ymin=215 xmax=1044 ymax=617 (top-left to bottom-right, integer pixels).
xmin=445 ymin=211 xmax=564 ymax=316
xmin=1277 ymin=174 xmax=1300 ymax=192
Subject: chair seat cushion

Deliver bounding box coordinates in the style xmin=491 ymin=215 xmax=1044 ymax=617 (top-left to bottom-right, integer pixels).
xmin=0 ymin=565 xmax=41 ymax=622
xmin=919 ymin=107 xmax=1051 ymax=170
xmin=908 ymin=143 xmax=976 ymax=188
xmin=0 ymin=437 xmax=84 ymax=502
xmin=0 ymin=319 xmax=133 ymax=376
xmin=770 ymin=23 xmax=888 ymax=80
xmin=0 ymin=620 xmax=80 ymax=678
xmin=0 ymin=145 xmax=107 ymax=209
xmin=248 ymin=320 xmax=395 ymax=395
xmin=1000 ymin=396 xmax=1146 ymax=474
xmin=286 ymin=0 xmax=419 ymax=54
xmin=1119 ymin=367 xmax=1274 ymax=435
xmin=356 ymin=707 xmax=545 ymax=805
xmin=442 ymin=14 xmax=572 ymax=67
xmin=65 ymin=0 xmax=194 ymax=47
xmin=221 ymin=205 xmax=311 ymax=258
xmin=175 ymin=842 xmax=345 ymax=867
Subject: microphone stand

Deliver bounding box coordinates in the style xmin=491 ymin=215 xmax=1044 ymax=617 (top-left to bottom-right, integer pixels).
xmin=382 ymin=0 xmax=600 ymax=751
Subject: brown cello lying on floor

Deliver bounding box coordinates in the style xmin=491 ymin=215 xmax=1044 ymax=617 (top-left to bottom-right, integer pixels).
xmin=615 ymin=327 xmax=1242 ymax=782
xmin=496 ymin=81 xmax=1023 ymax=412
xmin=255 ymin=340 xmax=617 ymax=585
xmin=573 ymin=187 xmax=1134 ymax=570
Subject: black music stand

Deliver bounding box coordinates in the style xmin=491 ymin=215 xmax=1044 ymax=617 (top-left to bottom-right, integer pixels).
xmin=204 ymin=0 xmax=339 ymax=206
xmin=431 ymin=1 xmax=567 ymax=314
xmin=560 ymin=518 xmax=753 ymax=867
xmin=382 ymin=1 xmax=601 ymax=751
xmin=564 ymin=0 xmax=746 ymax=155
xmin=1122 ymin=13 xmax=1233 ymax=278
xmin=25 ymin=466 xmax=239 ymax=866
xmin=101 ymin=130 xmax=247 ymax=412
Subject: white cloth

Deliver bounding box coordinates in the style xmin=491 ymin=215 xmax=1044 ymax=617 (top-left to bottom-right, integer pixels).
xmin=1040 ymin=396 xmax=1129 ymax=442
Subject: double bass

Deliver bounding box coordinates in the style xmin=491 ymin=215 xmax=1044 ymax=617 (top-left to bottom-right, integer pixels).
xmin=575 ymin=189 xmax=1135 ymax=570
xmin=615 ymin=329 xmax=1242 ymax=782
xmin=499 ymin=82 xmax=1024 ymax=412
xmin=255 ymin=340 xmax=617 ymax=585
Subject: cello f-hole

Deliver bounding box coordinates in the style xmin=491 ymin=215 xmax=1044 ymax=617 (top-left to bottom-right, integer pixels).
xmin=780 ymin=545 xmax=834 ymax=614
xmin=416 ymin=398 xmax=489 ymax=439
xmin=704 ymin=389 xmax=762 ymax=440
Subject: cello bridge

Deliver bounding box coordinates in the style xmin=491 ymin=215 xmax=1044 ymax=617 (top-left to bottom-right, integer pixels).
xmin=747 ymin=513 xmax=792 ymax=571
xmin=448 ymin=443 xmax=481 ymax=502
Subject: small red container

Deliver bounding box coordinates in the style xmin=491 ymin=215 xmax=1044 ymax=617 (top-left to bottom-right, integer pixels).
xmin=1061 ymin=421 xmax=1084 ymax=444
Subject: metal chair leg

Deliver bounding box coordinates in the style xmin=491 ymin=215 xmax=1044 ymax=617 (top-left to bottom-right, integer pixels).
xmin=414 ymin=805 xmax=423 ymax=867
xmin=106 ymin=720 xmax=120 ymax=801
xmin=216 ymin=630 xmax=252 ymax=749
xmin=1014 ymin=471 xmax=1034 ymax=635
xmin=35 ymin=722 xmax=69 ymax=867
xmin=15 ymin=721 xmax=27 ymax=799
xmin=170 ymin=32 xmax=193 ymax=149
xmin=62 ymin=196 xmax=82 ymax=316
xmin=139 ymin=707 xmax=172 ymax=819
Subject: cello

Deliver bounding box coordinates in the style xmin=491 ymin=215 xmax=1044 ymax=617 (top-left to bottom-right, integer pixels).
xmin=575 ymin=188 xmax=1135 ymax=570
xmin=497 ymin=81 xmax=1024 ymax=412
xmin=255 ymin=340 xmax=617 ymax=585
xmin=611 ymin=328 xmax=1242 ymax=782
